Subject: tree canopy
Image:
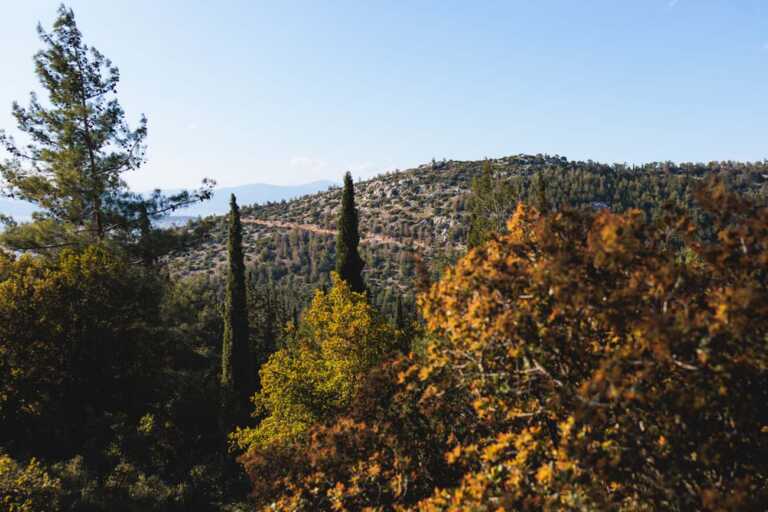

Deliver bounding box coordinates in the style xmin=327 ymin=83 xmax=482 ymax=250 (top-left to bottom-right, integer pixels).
xmin=0 ymin=5 xmax=211 ymax=252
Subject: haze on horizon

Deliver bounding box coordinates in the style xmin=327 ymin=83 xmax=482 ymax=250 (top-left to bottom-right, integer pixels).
xmin=1 ymin=0 xmax=766 ymax=191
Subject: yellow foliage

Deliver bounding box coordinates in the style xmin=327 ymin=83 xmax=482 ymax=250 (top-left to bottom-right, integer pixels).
xmin=233 ymin=273 xmax=398 ymax=451
xmin=0 ymin=454 xmax=61 ymax=512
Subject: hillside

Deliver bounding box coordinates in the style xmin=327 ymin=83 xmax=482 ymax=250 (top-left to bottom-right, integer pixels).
xmin=164 ymin=154 xmax=768 ymax=309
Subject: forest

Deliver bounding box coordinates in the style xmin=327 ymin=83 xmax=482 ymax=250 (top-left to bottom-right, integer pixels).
xmin=1 ymin=6 xmax=767 ymax=512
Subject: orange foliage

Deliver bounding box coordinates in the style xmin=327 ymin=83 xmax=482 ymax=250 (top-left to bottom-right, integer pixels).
xmin=242 ymin=184 xmax=768 ymax=510
xmin=416 ymin=186 xmax=768 ymax=510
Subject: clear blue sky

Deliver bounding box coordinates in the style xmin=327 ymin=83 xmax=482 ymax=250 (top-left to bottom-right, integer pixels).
xmin=1 ymin=1 xmax=766 ymax=189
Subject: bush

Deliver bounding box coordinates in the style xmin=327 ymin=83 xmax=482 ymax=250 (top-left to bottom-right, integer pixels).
xmin=0 ymin=453 xmax=62 ymax=512
xmin=233 ymin=274 xmax=398 ymax=452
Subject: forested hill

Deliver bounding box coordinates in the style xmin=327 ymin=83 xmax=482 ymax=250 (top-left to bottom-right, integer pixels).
xmin=164 ymin=154 xmax=768 ymax=309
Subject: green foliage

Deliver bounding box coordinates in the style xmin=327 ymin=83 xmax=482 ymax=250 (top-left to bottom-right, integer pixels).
xmin=221 ymin=195 xmax=253 ymax=419
xmin=161 ymin=273 xmax=223 ymax=351
xmin=3 ymin=9 xmax=768 ymax=509
xmin=467 ymin=159 xmax=513 ymax=247
xmin=0 ymin=243 xmax=236 ymax=510
xmin=0 ymin=5 xmax=211 ymax=252
xmin=233 ymin=274 xmax=397 ymax=451
xmin=168 ymin=155 xmax=768 ymax=322
xmin=0 ymin=245 xmax=252 ymax=510
xmin=239 ymin=359 xmax=472 ymax=510
xmin=246 ymin=281 xmax=288 ymax=370
xmin=0 ymin=245 xmax=163 ymax=452
xmin=335 ymin=172 xmax=365 ymax=293
xmin=238 ymin=183 xmax=768 ymax=510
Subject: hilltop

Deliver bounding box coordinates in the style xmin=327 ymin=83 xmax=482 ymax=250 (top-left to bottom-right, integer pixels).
xmin=163 ymin=153 xmax=768 ymax=309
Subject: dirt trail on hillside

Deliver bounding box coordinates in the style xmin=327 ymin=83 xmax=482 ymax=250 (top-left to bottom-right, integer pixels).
xmin=242 ymin=218 xmax=429 ymax=250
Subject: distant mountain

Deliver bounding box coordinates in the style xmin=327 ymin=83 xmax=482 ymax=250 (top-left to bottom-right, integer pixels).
xmin=169 ymin=180 xmax=338 ymax=218
xmin=0 ymin=180 xmax=338 ymax=222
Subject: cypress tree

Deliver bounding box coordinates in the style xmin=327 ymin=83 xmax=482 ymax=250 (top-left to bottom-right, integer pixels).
xmin=261 ymin=289 xmax=277 ymax=362
xmin=335 ymin=172 xmax=365 ymax=293
xmin=221 ymin=194 xmax=253 ymax=416
xmin=467 ymin=160 xmax=495 ymax=248
xmin=394 ymin=295 xmax=405 ymax=332
xmin=533 ymin=172 xmax=549 ymax=213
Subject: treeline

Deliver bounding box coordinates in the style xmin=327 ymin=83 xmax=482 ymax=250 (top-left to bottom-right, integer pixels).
xmin=466 ymin=157 xmax=768 ymax=246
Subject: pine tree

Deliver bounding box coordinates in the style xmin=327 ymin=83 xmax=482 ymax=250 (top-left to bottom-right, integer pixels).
xmin=0 ymin=5 xmax=211 ymax=251
xmin=466 ymin=160 xmax=512 ymax=248
xmin=261 ymin=289 xmax=277 ymax=362
xmin=533 ymin=172 xmax=549 ymax=213
xmin=221 ymin=194 xmax=253 ymax=416
xmin=247 ymin=282 xmax=278 ymax=379
xmin=335 ymin=172 xmax=365 ymax=293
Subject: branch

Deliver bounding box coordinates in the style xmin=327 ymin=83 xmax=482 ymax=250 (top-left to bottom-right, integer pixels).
xmin=91 ymin=137 xmax=143 ymax=177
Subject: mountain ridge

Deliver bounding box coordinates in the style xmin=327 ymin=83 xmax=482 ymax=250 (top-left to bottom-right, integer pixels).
xmin=164 ymin=153 xmax=768 ymax=312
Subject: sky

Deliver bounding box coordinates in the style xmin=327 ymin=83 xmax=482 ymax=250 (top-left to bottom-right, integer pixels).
xmin=0 ymin=1 xmax=767 ymax=190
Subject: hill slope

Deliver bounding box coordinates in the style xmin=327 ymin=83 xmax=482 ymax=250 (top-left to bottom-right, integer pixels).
xmin=164 ymin=154 xmax=768 ymax=309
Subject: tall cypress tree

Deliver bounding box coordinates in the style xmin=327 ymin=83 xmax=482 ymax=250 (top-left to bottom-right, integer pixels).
xmin=221 ymin=194 xmax=253 ymax=416
xmin=394 ymin=295 xmax=405 ymax=331
xmin=335 ymin=172 xmax=365 ymax=293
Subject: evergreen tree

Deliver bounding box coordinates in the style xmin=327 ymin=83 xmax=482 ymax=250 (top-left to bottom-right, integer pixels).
xmin=467 ymin=160 xmax=512 ymax=248
xmin=335 ymin=172 xmax=366 ymax=292
xmin=247 ymin=282 xmax=278 ymax=377
xmin=221 ymin=194 xmax=253 ymax=416
xmin=394 ymin=295 xmax=405 ymax=332
xmin=0 ymin=5 xmax=211 ymax=251
xmin=412 ymin=254 xmax=430 ymax=294
xmin=533 ymin=172 xmax=549 ymax=213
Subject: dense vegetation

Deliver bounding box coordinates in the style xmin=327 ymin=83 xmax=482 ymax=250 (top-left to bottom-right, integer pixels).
xmin=2 ymin=5 xmax=768 ymax=512
xmin=165 ymin=153 xmax=768 ymax=318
